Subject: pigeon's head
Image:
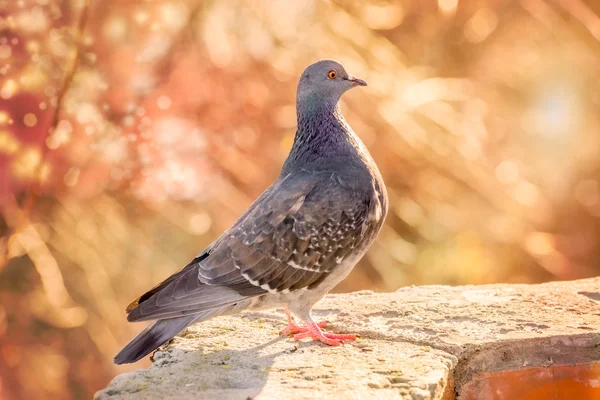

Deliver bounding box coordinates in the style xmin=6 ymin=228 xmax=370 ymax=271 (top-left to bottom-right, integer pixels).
xmin=297 ymin=60 xmax=367 ymax=106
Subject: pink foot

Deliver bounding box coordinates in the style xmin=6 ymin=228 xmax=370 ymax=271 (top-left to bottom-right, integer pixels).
xmin=292 ymin=321 xmax=357 ymax=346
xmin=280 ymin=306 xmax=329 ymax=336
xmin=280 ymin=318 xmax=328 ymax=336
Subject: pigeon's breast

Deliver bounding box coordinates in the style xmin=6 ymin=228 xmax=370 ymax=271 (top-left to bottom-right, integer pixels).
xmin=335 ymin=156 xmax=387 ymax=226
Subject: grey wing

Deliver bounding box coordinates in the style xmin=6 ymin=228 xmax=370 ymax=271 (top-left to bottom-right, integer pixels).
xmin=125 ymin=256 xmax=266 ymax=322
xmin=203 ymin=172 xmax=379 ymax=294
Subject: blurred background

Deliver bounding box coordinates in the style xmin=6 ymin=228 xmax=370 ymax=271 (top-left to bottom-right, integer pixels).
xmin=1 ymin=0 xmax=600 ymax=398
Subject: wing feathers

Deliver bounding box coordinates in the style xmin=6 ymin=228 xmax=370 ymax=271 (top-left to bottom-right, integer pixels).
xmin=126 ymin=262 xmax=265 ymax=322
xmin=202 ymin=174 xmax=376 ymax=294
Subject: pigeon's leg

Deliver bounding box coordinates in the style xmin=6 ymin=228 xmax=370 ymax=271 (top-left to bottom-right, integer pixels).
xmin=279 ymin=307 xmax=327 ymax=336
xmin=292 ymin=318 xmax=357 ymax=346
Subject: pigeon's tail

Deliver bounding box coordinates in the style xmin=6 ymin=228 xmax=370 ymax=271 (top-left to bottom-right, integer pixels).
xmin=114 ymin=300 xmax=255 ymax=364
xmin=114 ymin=315 xmax=197 ymax=364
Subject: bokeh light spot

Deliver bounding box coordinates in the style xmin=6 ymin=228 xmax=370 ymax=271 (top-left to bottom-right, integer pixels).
xmin=0 ymin=130 xmax=20 ymax=154
xmin=363 ymin=3 xmax=405 ymax=30
xmin=464 ymin=8 xmax=498 ymax=43
xmin=496 ymin=160 xmax=519 ymax=185
xmin=188 ymin=213 xmax=212 ymax=235
xmin=63 ymin=167 xmax=80 ymax=187
xmin=157 ymin=95 xmax=172 ymax=110
xmin=438 ymin=0 xmax=458 ymax=16
xmin=525 ymin=232 xmax=555 ymax=256
xmin=23 ymin=113 xmax=38 ymax=127
xmin=12 ymin=147 xmax=41 ymax=179
xmin=0 ymin=111 xmax=9 ymax=125
xmin=1 ymin=79 xmax=18 ymax=99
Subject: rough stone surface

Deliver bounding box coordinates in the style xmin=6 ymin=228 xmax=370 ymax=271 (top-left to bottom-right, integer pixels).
xmin=96 ymin=278 xmax=600 ymax=400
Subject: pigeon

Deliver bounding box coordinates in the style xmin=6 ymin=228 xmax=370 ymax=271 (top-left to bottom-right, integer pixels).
xmin=114 ymin=60 xmax=388 ymax=364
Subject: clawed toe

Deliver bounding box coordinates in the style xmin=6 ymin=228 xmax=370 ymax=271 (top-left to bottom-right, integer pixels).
xmin=316 ymin=320 xmax=329 ymax=328
xmin=323 ymin=332 xmax=356 ymax=341
xmin=279 ymin=324 xmax=302 ymax=336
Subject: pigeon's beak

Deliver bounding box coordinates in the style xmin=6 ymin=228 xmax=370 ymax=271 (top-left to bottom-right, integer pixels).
xmin=345 ymin=75 xmax=367 ymax=86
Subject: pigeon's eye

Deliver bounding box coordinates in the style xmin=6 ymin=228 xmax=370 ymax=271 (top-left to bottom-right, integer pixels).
xmin=327 ymin=70 xmax=337 ymax=79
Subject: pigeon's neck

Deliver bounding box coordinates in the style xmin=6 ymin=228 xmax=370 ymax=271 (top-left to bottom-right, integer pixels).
xmin=282 ymin=97 xmax=367 ymax=175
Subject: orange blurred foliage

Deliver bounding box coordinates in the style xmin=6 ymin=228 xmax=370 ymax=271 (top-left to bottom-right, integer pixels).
xmin=1 ymin=0 xmax=600 ymax=398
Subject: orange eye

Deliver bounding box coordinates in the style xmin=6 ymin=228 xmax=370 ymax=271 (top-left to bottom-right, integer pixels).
xmin=327 ymin=70 xmax=337 ymax=79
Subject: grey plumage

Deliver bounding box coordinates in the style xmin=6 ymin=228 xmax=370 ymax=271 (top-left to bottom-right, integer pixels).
xmin=114 ymin=315 xmax=196 ymax=364
xmin=115 ymin=60 xmax=387 ymax=364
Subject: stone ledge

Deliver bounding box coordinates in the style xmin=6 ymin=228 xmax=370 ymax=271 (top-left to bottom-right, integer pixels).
xmin=96 ymin=278 xmax=600 ymax=399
